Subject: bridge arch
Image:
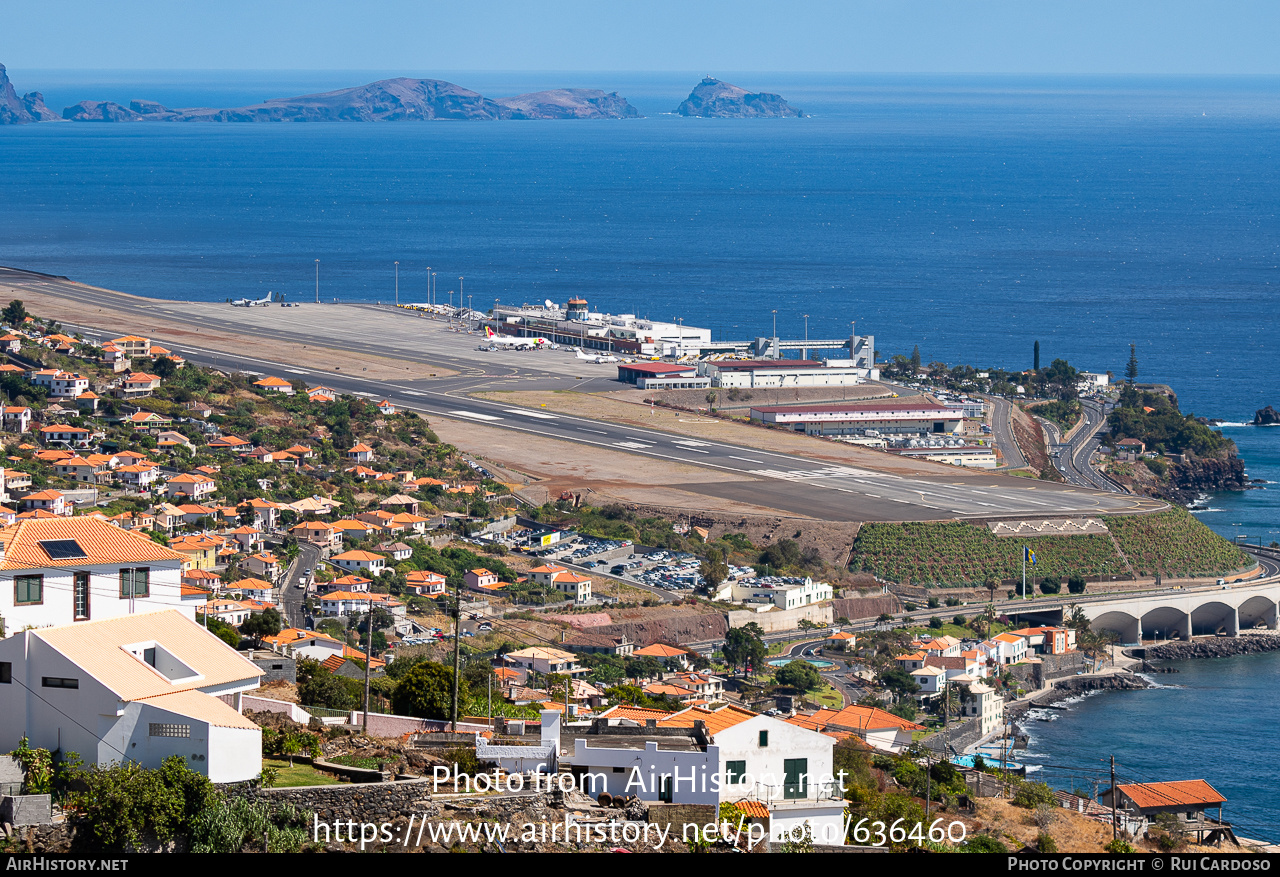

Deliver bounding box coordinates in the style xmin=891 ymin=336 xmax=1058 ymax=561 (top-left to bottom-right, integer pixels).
xmin=1090 ymin=610 xmax=1141 ymax=644
xmin=1140 ymin=606 xmax=1189 ymax=642
xmin=1237 ymin=595 xmax=1279 ymax=631
xmin=1190 ymin=600 xmax=1238 ymax=637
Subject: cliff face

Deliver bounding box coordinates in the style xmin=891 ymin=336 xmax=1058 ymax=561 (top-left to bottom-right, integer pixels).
xmin=676 ymin=77 xmax=802 ymax=118
xmin=0 ymin=63 xmax=41 ymax=124
xmin=62 ymin=100 xmax=146 ymax=122
xmin=496 ymin=89 xmax=639 ymax=119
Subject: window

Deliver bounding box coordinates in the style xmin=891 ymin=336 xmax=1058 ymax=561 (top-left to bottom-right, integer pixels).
xmin=725 ymin=760 xmax=746 ymax=784
xmin=15 ymin=574 xmax=42 ymax=605
xmin=120 ymin=568 xmax=150 ymax=598
xmin=41 ymin=677 xmax=78 ymax=689
xmin=149 ymin=723 xmax=190 ymax=738
xmin=74 ymin=571 xmax=90 ymax=621
xmin=659 ymin=775 xmax=673 ymax=803
xmin=783 ymin=758 xmax=808 ymax=800
xmin=758 ymin=730 xmax=768 ymax=747
xmin=0 ymin=662 xmax=10 ymax=684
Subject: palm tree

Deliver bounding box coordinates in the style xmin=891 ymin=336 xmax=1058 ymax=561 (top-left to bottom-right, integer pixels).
xmin=982 ymin=603 xmax=998 ymax=640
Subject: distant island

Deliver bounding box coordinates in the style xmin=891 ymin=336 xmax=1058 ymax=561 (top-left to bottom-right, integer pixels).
xmin=0 ymin=64 xmax=640 ymax=123
xmin=676 ymin=77 xmax=802 ymax=118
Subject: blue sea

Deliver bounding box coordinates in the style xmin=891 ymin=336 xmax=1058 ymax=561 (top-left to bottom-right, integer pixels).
xmin=2 ymin=70 xmax=1279 ymax=831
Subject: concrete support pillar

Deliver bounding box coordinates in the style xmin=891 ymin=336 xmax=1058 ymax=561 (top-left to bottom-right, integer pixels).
xmin=1228 ymin=607 xmax=1240 ymax=637
xmin=1182 ymin=611 xmax=1193 ymax=641
xmin=1268 ymin=602 xmax=1280 ymax=631
xmin=1129 ymin=618 xmax=1143 ymax=645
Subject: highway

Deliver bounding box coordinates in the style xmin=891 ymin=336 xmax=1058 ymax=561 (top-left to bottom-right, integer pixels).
xmin=2 ymin=265 xmax=1164 ymax=523
xmin=1042 ymin=398 xmax=1122 ymax=492
xmin=982 ymin=395 xmax=1027 ymax=470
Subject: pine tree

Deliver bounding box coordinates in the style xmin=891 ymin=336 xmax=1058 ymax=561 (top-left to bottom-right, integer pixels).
xmin=1034 ymin=340 xmax=1040 ymax=371
xmin=910 ymin=345 xmax=921 ymax=371
xmin=1125 ymin=343 xmax=1139 ymax=385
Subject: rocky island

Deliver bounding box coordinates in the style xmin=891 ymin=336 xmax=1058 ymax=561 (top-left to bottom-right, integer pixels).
xmin=675 ymin=77 xmax=802 ymax=118
xmin=1 ymin=65 xmax=641 ymax=123
xmin=0 ymin=63 xmax=56 ymax=124
xmin=1254 ymin=405 xmax=1279 ymax=426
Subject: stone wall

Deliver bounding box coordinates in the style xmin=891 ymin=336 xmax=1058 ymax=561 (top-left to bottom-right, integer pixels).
xmin=727 ymin=603 xmax=832 ymax=633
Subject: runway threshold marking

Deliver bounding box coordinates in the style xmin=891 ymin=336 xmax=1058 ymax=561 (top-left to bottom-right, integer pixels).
xmin=505 ymin=409 xmax=558 ymax=420
xmin=448 ymin=410 xmax=503 ymax=422
xmin=614 ymin=441 xmax=653 ymax=450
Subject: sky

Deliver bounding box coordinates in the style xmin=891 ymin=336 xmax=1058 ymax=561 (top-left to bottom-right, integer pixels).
xmin=3 ymin=0 xmax=1280 ymax=75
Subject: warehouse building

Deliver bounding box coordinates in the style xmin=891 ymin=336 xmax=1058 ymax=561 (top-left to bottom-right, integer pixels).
xmin=700 ymin=359 xmax=870 ymax=389
xmin=749 ymin=399 xmax=963 ymax=436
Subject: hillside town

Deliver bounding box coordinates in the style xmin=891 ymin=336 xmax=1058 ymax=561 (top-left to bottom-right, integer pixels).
xmin=0 ymin=305 xmax=1258 ymax=854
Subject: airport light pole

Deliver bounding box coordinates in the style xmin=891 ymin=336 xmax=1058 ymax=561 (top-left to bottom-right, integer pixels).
xmin=803 ymin=313 xmax=809 ymax=360
xmin=771 ymin=309 xmax=778 ymax=358
xmin=394 ymin=261 xmax=399 ymax=307
xmin=425 ymin=266 xmax=431 ymax=307
xmin=467 ymin=295 xmax=473 ymax=332
xmin=431 ymin=272 xmax=437 ymax=308
xmin=449 ymin=290 xmax=454 ymax=324
xmin=314 ymin=259 xmax=319 ymax=304
xmin=677 ymin=317 xmax=684 ymax=356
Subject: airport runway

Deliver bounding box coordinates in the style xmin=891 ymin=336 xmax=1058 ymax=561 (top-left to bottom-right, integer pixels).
xmin=0 ymin=266 xmax=1165 ymax=522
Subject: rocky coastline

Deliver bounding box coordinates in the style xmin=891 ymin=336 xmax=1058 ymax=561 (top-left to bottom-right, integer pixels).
xmin=1009 ymin=671 xmax=1153 ymax=721
xmin=1139 ymin=633 xmax=1280 ymax=661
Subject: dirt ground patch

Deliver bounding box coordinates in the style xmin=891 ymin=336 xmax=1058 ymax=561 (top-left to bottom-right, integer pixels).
xmin=1009 ymin=403 xmax=1058 ymax=479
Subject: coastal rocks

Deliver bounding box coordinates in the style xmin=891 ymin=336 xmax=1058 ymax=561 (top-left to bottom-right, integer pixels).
xmin=496 ymin=89 xmax=639 ymax=119
xmin=1143 ymin=634 xmax=1280 ymax=661
xmin=676 ymin=77 xmax=802 ymax=118
xmin=0 ymin=63 xmax=45 ymax=124
xmin=1254 ymin=405 xmax=1280 ymax=426
xmin=1170 ymin=454 xmax=1247 ymax=497
xmin=21 ymin=92 xmax=57 ymax=121
xmin=1047 ymin=673 xmax=1152 ymax=695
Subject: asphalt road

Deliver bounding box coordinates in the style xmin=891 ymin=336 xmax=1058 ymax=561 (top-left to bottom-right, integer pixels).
xmin=981 ymin=394 xmax=1027 ymax=470
xmin=4 ymin=266 xmax=1163 ymax=522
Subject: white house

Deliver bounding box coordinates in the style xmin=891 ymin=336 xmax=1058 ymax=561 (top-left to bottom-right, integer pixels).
xmin=331 ymin=550 xmax=387 ymax=575
xmin=0 ymin=610 xmax=263 ymax=782
xmin=0 ymin=516 xmax=189 ymax=634
xmin=959 ymin=679 xmax=1004 ymax=740
xmin=789 ymin=705 xmax=924 ymax=755
xmin=570 ymin=706 xmax=847 ymax=846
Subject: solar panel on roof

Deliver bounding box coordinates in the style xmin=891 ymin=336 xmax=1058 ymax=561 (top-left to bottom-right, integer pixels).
xmin=39 ymin=539 xmax=89 ymax=560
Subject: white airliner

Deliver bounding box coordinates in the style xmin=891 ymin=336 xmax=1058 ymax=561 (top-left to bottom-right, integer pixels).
xmin=231 ymin=291 xmax=275 ymax=307
xmin=575 ymin=347 xmax=619 ymax=363
xmin=483 ymin=327 xmax=550 ymax=349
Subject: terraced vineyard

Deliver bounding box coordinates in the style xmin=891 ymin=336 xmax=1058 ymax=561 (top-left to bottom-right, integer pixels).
xmin=850 ymin=509 xmax=1249 ymax=586
xmin=1107 ymin=507 xmax=1251 ymax=577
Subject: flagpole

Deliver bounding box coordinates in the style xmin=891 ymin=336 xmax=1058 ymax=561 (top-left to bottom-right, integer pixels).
xmin=1022 ymin=546 xmax=1026 ymax=599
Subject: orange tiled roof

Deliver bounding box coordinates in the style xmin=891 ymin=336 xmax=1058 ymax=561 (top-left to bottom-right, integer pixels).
xmin=1117 ymin=780 xmax=1225 ymax=810
xmin=0 ymin=516 xmax=184 ymax=569
xmin=633 ymin=643 xmax=691 ymax=659
xmin=657 ymin=703 xmax=757 ymax=734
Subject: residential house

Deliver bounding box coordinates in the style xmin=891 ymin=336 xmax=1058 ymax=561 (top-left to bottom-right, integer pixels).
xmin=376 ymin=541 xmax=413 ymax=561
xmin=243 ymin=552 xmax=281 ymax=581
xmin=241 ymin=499 xmax=280 ymax=531
xmin=960 ymin=680 xmax=1004 ymax=740
xmin=2 ymin=407 xmax=31 ymax=434
xmin=0 ymin=610 xmax=263 ymax=782
xmin=788 ymin=704 xmax=923 ymax=755
xmin=346 ymin=443 xmax=375 ymax=463
xmin=38 ymin=425 xmax=94 ymax=449
xmin=169 ymin=534 xmax=222 ymax=571
xmin=570 ymin=706 xmax=846 ymax=845
xmin=632 ymin=643 xmax=693 ymax=670
xmin=252 ymin=376 xmax=295 ymax=395
xmin=22 ymin=490 xmax=69 ymax=516
xmin=331 ymin=549 xmax=387 ymax=575
xmin=825 ymin=631 xmax=857 ymax=652
xmin=208 ymin=436 xmax=252 ymax=452
xmin=196 ymin=599 xmax=254 ymax=627
xmin=108 ymin=335 xmax=151 ymax=357
xmin=262 ymin=628 xmax=345 ymax=661
xmin=225 ymin=578 xmax=274 ymax=604
xmin=982 ymin=633 xmax=1029 ymax=665
xmin=1100 ymin=780 xmax=1229 ymax=844
xmin=527 ymin=563 xmax=592 ymax=603
xmin=227 ymin=525 xmax=263 ymax=553
xmin=165 ymin=472 xmax=217 ymax=501
xmin=289 ymin=520 xmax=340 ymax=549
xmin=319 ymin=574 xmax=372 ymax=594
xmin=116 ymin=374 xmax=162 ymax=399
xmin=30 ymin=370 xmax=89 ymax=399
xmin=405 ymin=570 xmax=447 ymax=597
xmin=116 ymin=463 xmax=161 ymax=491
xmin=317 ymin=591 xmax=403 ymax=619
xmin=0 ymin=515 xmax=189 ymax=632
xmin=503 ymin=646 xmax=586 ymax=677
xmin=305 ymin=386 xmax=337 ymax=402
xmin=563 ymin=631 xmax=634 ymax=657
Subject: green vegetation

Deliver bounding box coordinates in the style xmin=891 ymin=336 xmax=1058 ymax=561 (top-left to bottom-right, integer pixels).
xmin=1108 ymin=507 xmax=1249 ymax=577
xmin=260 ymin=758 xmax=342 ymax=788
xmin=774 ymin=659 xmax=822 ymax=692
xmin=1108 ymin=387 xmax=1232 ymax=457
xmin=1033 ymin=399 xmax=1082 ymax=431
xmin=851 ymin=509 xmax=1247 ymax=585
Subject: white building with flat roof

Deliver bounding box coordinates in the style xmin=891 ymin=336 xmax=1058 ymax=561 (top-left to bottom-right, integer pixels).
xmin=750 ymin=399 xmax=963 ymax=437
